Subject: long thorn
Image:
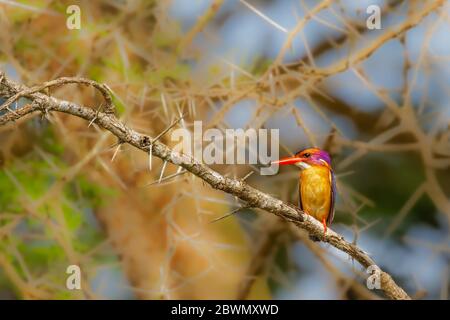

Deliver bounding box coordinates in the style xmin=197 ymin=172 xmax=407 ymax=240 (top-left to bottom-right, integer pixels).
xmin=111 ymin=144 xmax=121 ymax=162
xmin=209 ymin=206 xmax=248 ymax=224
xmin=148 ymin=144 xmax=153 ymax=171
xmin=158 ymin=115 xmax=185 ymax=141
xmin=242 ymin=170 xmax=254 ymax=181
xmin=144 ymin=169 xmax=187 ymax=187
xmin=158 ymin=161 xmax=168 ymax=184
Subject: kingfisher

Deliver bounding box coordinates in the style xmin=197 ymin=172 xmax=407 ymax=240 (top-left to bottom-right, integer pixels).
xmin=272 ymin=147 xmax=336 ymax=234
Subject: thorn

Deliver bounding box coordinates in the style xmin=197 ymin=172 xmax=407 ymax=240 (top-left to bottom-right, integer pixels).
xmin=158 ymin=161 xmax=167 ymax=184
xmin=241 ymin=170 xmax=254 ymax=181
xmin=88 ymin=116 xmax=97 ymax=127
xmin=148 ymin=143 xmax=153 ymax=171
xmin=145 ymin=113 xmax=185 ymax=173
xmin=239 ymin=0 xmax=288 ymax=33
xmin=160 ymin=92 xmax=169 ymax=120
xmin=189 ymin=98 xmax=196 ymax=117
xmin=7 ymin=106 xmax=19 ymax=117
xmin=175 ymin=102 xmax=186 ymax=129
xmin=209 ymin=206 xmax=248 ymax=224
xmin=111 ymin=143 xmax=121 ymax=162
xmin=88 ymin=107 xmax=101 ymax=128
xmin=143 ymin=169 xmax=187 ymax=187
xmin=153 ymin=114 xmax=186 ymax=143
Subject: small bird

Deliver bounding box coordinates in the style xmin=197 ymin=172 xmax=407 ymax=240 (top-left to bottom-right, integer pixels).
xmin=272 ymin=147 xmax=336 ymax=234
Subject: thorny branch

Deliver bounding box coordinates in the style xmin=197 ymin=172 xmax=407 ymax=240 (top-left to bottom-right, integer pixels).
xmin=0 ymin=72 xmax=410 ymax=300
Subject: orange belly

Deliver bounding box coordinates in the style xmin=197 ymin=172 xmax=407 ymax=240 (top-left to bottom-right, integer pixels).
xmin=299 ymin=166 xmax=332 ymax=222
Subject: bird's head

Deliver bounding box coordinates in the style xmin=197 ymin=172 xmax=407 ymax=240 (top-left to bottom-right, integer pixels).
xmin=271 ymin=147 xmax=331 ymax=169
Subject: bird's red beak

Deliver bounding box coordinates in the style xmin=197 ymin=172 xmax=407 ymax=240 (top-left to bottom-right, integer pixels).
xmin=271 ymin=156 xmax=304 ymax=165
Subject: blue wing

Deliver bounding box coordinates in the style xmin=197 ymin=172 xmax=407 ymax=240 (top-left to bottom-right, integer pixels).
xmin=327 ymin=169 xmax=336 ymax=225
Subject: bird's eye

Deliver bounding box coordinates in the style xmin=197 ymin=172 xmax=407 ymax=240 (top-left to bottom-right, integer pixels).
xmin=304 ymin=153 xmax=311 ymax=158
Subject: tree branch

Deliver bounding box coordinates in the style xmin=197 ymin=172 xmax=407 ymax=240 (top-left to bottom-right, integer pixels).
xmin=0 ymin=72 xmax=410 ymax=300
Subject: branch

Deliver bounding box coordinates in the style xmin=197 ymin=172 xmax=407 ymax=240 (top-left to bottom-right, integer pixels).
xmin=0 ymin=72 xmax=411 ymax=300
xmin=0 ymin=76 xmax=114 ymax=115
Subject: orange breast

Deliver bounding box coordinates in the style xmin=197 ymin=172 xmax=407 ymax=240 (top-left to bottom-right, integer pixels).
xmin=299 ymin=165 xmax=332 ymax=222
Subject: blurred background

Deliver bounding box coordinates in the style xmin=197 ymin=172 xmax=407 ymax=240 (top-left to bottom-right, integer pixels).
xmin=0 ymin=0 xmax=449 ymax=299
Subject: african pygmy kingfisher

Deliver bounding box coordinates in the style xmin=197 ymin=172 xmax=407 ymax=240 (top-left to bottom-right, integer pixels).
xmin=272 ymin=148 xmax=336 ymax=234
